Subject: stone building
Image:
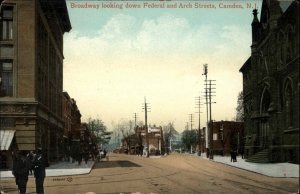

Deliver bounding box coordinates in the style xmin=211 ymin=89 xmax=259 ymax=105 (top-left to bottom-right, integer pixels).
xmin=0 ymin=0 xmax=71 ymax=166
xmin=239 ymin=0 xmax=299 ymax=163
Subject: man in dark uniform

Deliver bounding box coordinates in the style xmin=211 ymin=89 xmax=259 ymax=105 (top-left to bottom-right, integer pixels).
xmin=12 ymin=150 xmax=31 ymax=194
xmin=32 ymin=148 xmax=49 ymax=194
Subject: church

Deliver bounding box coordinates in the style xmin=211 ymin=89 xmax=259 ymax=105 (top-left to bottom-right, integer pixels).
xmin=240 ymin=0 xmax=299 ymax=163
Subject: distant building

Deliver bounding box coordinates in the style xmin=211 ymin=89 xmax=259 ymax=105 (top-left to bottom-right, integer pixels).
xmin=210 ymin=121 xmax=244 ymax=156
xmin=240 ymin=0 xmax=299 ymax=163
xmin=135 ymin=125 xmax=164 ymax=155
xmin=62 ymin=92 xmax=83 ymax=160
xmin=0 ymin=0 xmax=71 ymax=167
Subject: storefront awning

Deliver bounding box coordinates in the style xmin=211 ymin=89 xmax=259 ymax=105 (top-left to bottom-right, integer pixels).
xmin=0 ymin=130 xmax=15 ymax=150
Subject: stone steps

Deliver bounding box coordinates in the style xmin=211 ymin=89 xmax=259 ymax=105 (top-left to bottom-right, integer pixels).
xmin=246 ymin=149 xmax=269 ymax=163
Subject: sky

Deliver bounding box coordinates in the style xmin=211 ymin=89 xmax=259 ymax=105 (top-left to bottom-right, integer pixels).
xmin=63 ymin=0 xmax=262 ymax=132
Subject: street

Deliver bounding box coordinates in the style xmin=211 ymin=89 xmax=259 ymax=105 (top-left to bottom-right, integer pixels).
xmin=1 ymin=153 xmax=299 ymax=194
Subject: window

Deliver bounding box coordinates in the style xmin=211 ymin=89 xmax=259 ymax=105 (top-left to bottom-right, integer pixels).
xmin=0 ymin=61 xmax=13 ymax=97
xmin=0 ymin=118 xmax=15 ymax=128
xmin=0 ymin=7 xmax=13 ymax=40
xmin=213 ymin=133 xmax=218 ymax=141
xmin=0 ymin=44 xmax=14 ymax=57
xmin=284 ymin=83 xmax=293 ymax=128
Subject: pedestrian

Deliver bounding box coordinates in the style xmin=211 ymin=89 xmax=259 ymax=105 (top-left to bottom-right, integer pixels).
xmin=12 ymin=150 xmax=31 ymax=194
xmin=27 ymin=150 xmax=35 ymax=175
xmin=140 ymin=146 xmax=144 ymax=157
xmin=103 ymin=149 xmax=107 ymax=159
xmin=32 ymin=148 xmax=49 ymax=194
xmin=84 ymin=152 xmax=89 ymax=164
xmin=240 ymin=149 xmax=244 ymax=159
xmin=234 ymin=150 xmax=237 ymax=162
xmin=230 ymin=150 xmax=234 ymax=162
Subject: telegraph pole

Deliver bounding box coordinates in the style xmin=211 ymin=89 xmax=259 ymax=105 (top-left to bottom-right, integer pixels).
xmin=204 ymin=79 xmax=216 ymax=160
xmin=133 ymin=113 xmax=138 ymax=128
xmin=142 ymin=97 xmax=151 ymax=157
xmin=202 ymin=64 xmax=209 ymax=157
xmin=189 ymin=114 xmax=194 ymax=153
xmin=195 ymin=96 xmax=203 ymax=155
xmin=189 ymin=114 xmax=193 ymax=131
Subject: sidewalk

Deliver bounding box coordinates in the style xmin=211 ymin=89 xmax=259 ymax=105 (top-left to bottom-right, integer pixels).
xmin=196 ymin=153 xmax=299 ymax=178
xmin=0 ymin=160 xmax=95 ymax=179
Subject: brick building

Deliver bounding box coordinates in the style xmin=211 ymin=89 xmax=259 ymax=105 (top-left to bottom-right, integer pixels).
xmin=210 ymin=121 xmax=244 ymax=156
xmin=240 ymin=0 xmax=299 ymax=163
xmin=62 ymin=92 xmax=83 ymax=160
xmin=0 ymin=0 xmax=71 ymax=166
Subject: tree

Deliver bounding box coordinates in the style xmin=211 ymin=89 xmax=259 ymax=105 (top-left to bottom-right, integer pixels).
xmin=163 ymin=122 xmax=178 ymax=153
xmin=110 ymin=119 xmax=137 ymax=150
xmin=181 ymin=129 xmax=197 ymax=151
xmin=87 ymin=117 xmax=111 ymax=146
xmin=236 ymin=91 xmax=244 ymax=122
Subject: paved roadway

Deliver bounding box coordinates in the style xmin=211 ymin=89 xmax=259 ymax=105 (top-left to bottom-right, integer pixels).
xmin=1 ymin=153 xmax=299 ymax=194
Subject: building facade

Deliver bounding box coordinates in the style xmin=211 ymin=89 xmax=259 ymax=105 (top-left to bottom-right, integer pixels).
xmin=210 ymin=121 xmax=244 ymax=156
xmin=240 ymin=0 xmax=299 ymax=163
xmin=62 ymin=92 xmax=83 ymax=160
xmin=0 ymin=0 xmax=71 ymax=165
xmin=135 ymin=125 xmax=164 ymax=155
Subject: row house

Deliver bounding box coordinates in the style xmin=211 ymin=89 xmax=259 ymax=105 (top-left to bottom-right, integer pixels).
xmin=62 ymin=92 xmax=82 ymax=160
xmin=62 ymin=93 xmax=97 ymax=161
xmin=0 ymin=0 xmax=71 ymax=167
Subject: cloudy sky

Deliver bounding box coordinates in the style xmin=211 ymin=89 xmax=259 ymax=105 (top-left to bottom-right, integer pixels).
xmin=63 ymin=0 xmax=262 ymax=132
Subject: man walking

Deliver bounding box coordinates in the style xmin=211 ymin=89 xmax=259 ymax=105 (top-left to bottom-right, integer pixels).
xmin=32 ymin=148 xmax=49 ymax=194
xmin=12 ymin=150 xmax=31 ymax=194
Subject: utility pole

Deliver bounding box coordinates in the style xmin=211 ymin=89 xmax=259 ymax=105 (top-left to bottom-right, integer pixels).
xmin=133 ymin=113 xmax=138 ymax=127
xmin=195 ymin=96 xmax=203 ymax=155
xmin=202 ymin=64 xmax=209 ymax=157
xmin=204 ymin=79 xmax=216 ymax=160
xmin=189 ymin=114 xmax=193 ymax=131
xmin=189 ymin=114 xmax=194 ymax=153
xmin=142 ymin=97 xmax=151 ymax=157
xmin=129 ymin=120 xmax=133 ymax=133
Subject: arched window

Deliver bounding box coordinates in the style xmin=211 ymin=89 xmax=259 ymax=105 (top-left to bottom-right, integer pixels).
xmin=261 ymin=88 xmax=270 ymax=114
xmin=278 ymin=32 xmax=285 ymax=66
xmin=284 ymin=81 xmax=293 ymax=128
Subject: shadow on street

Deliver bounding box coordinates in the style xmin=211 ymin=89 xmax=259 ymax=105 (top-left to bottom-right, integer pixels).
xmin=94 ymin=160 xmax=141 ymax=169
